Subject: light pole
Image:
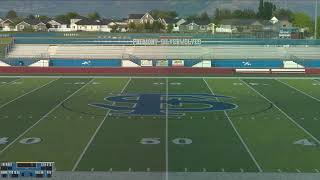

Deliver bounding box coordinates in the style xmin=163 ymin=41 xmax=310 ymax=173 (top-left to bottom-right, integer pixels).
xmin=316 ymin=0 xmax=318 ymax=39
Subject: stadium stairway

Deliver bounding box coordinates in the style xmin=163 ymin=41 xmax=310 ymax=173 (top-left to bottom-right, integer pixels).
xmin=29 ymin=60 xmax=50 ymax=67
xmin=283 ymin=60 xmax=304 ymax=69
xmin=7 ymin=44 xmax=50 ymax=58
xmin=0 ymin=60 xmax=10 ymax=67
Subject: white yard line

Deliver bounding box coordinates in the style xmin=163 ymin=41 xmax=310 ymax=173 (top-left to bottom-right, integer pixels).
xmin=72 ymin=78 xmax=131 ymax=171
xmin=203 ymin=78 xmax=263 ymax=172
xmin=0 ymin=78 xmax=58 ymax=109
xmin=240 ymin=79 xmax=320 ymax=145
xmin=165 ymin=78 xmax=169 ymax=180
xmin=276 ymin=79 xmax=320 ymax=103
xmin=0 ymin=78 xmax=95 ymax=155
xmin=0 ymin=78 xmax=21 ymax=87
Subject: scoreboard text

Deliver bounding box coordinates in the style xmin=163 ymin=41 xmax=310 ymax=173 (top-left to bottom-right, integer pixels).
xmin=0 ymin=162 xmax=54 ymax=178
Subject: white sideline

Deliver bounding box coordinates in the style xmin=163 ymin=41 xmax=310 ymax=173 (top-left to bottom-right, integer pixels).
xmin=0 ymin=78 xmax=58 ymax=109
xmin=72 ymin=78 xmax=132 ymax=171
xmin=0 ymin=78 xmax=95 ymax=155
xmin=203 ymin=78 xmax=263 ymax=172
xmin=276 ymin=79 xmax=320 ymax=103
xmin=0 ymin=76 xmax=320 ymax=80
xmin=240 ymin=79 xmax=320 ymax=145
xmin=0 ymin=78 xmax=21 ymax=87
xmin=165 ymin=78 xmax=169 ymax=180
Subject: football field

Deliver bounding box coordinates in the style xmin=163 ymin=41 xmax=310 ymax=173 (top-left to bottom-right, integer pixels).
xmin=1 ymin=76 xmax=320 ymax=174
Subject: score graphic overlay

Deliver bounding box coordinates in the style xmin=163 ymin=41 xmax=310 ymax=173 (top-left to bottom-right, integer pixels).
xmin=0 ymin=162 xmax=54 ymax=178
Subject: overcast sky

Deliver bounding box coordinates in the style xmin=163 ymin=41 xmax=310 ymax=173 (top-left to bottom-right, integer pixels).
xmin=0 ymin=0 xmax=318 ymax=18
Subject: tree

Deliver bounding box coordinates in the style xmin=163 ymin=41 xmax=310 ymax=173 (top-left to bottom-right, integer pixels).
xmin=27 ymin=14 xmax=36 ymax=19
xmin=199 ymin=12 xmax=210 ymax=21
xmin=66 ymin=12 xmax=79 ymax=19
xmin=150 ymin=10 xmax=177 ymax=19
xmin=151 ymin=21 xmax=165 ymax=33
xmin=128 ymin=22 xmax=136 ymax=31
xmin=88 ymin=12 xmax=100 ymax=20
xmin=257 ymin=0 xmax=264 ymax=18
xmin=167 ymin=24 xmax=174 ymax=33
xmin=6 ymin=10 xmax=18 ymax=19
xmin=274 ymin=8 xmax=293 ymax=22
xmin=257 ymin=0 xmax=276 ymax=20
xmin=230 ymin=9 xmax=256 ymax=19
xmin=292 ymin=12 xmax=313 ymax=33
xmin=110 ymin=24 xmax=119 ymax=33
xmin=317 ymin=17 xmax=320 ymax=38
xmin=38 ymin=15 xmax=50 ymax=22
xmin=144 ymin=22 xmax=152 ymax=32
xmin=55 ymin=12 xmax=80 ymax=24
xmin=213 ymin=8 xmax=232 ymax=23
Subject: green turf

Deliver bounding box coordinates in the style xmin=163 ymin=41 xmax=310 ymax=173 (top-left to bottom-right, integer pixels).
xmin=1 ymin=77 xmax=320 ymax=173
xmin=77 ymin=78 xmax=166 ymax=171
xmin=168 ymin=78 xmax=257 ymax=172
xmin=0 ymin=78 xmax=90 ymax=151
xmin=207 ymin=78 xmax=320 ymax=172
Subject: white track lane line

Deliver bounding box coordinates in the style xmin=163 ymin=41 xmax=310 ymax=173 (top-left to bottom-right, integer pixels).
xmin=240 ymin=79 xmax=320 ymax=145
xmin=276 ymin=79 xmax=320 ymax=102
xmin=0 ymin=78 xmax=95 ymax=155
xmin=72 ymin=78 xmax=131 ymax=171
xmin=0 ymin=78 xmax=58 ymax=109
xmin=203 ymin=78 xmax=263 ymax=172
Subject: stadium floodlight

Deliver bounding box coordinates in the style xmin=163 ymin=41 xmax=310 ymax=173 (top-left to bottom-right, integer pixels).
xmin=316 ymin=0 xmax=318 ymax=39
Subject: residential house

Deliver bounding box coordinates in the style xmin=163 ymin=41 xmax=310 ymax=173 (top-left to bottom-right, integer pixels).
xmin=73 ymin=19 xmax=103 ymax=31
xmin=15 ymin=18 xmax=47 ymax=31
xmin=72 ymin=18 xmax=123 ymax=32
xmin=160 ymin=18 xmax=186 ymax=32
xmin=47 ymin=19 xmax=71 ymax=32
xmin=111 ymin=19 xmax=128 ymax=32
xmin=70 ymin=15 xmax=88 ymax=31
xmin=0 ymin=17 xmax=4 ymax=28
xmin=278 ymin=17 xmax=292 ymax=28
xmin=215 ymin=25 xmax=232 ymax=33
xmin=127 ymin=13 xmax=154 ymax=24
xmin=218 ymin=19 xmax=263 ymax=33
xmin=179 ymin=20 xmax=214 ymax=33
xmin=99 ymin=19 xmax=114 ymax=32
xmin=2 ymin=19 xmax=16 ymax=31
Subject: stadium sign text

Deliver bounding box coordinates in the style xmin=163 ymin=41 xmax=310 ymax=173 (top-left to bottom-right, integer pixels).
xmin=133 ymin=38 xmax=202 ymax=46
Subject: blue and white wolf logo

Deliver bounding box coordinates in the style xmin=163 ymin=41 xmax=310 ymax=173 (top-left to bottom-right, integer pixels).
xmin=89 ymin=93 xmax=237 ymax=116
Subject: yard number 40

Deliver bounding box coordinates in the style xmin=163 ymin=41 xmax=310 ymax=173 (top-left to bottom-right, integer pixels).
xmin=140 ymin=138 xmax=192 ymax=145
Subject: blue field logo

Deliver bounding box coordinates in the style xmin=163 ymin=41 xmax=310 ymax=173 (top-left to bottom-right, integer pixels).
xmin=89 ymin=93 xmax=237 ymax=116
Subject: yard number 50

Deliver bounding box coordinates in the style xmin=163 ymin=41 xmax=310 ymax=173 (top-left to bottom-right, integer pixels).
xmin=140 ymin=138 xmax=192 ymax=145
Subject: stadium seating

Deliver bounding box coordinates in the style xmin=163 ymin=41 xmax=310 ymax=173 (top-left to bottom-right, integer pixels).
xmin=49 ymin=59 xmax=122 ymax=67
xmin=212 ymin=59 xmax=284 ymax=68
